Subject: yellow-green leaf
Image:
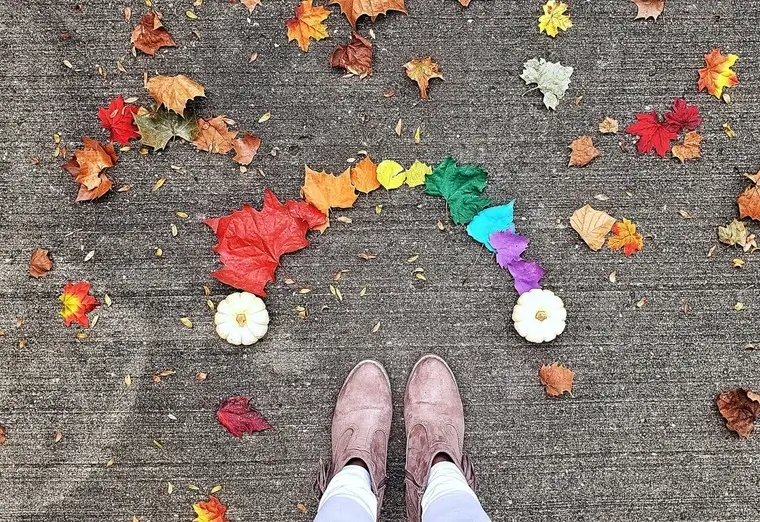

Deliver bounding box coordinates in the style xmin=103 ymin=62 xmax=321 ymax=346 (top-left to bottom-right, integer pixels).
xmin=403 ymin=160 xmax=432 ymax=187
xmin=376 ymin=160 xmax=405 ymax=190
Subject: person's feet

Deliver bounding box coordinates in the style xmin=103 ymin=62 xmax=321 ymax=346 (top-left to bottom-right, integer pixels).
xmin=404 ymin=355 xmax=476 ymax=522
xmin=315 ymin=360 xmax=392 ymax=517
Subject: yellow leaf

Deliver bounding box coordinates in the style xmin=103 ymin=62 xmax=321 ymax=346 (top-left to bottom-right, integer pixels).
xmin=376 ymin=160 xmax=405 ymax=189
xmin=286 ymin=0 xmax=330 ymax=52
xmin=538 ymin=0 xmax=572 ymax=38
xmin=698 ymin=48 xmax=739 ymax=99
xmin=146 ymin=74 xmax=205 ymax=115
xmin=403 ymin=160 xmax=432 ymax=187
xmin=570 ymin=204 xmax=616 ymax=251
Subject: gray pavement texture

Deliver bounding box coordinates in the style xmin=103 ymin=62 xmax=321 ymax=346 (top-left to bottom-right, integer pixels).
xmin=1 ymin=0 xmax=760 ymax=521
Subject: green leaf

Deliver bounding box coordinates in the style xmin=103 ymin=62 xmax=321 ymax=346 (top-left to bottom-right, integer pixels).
xmin=520 ymin=58 xmax=573 ymax=110
xmin=134 ymin=108 xmax=199 ymax=150
xmin=425 ymin=156 xmax=491 ymax=225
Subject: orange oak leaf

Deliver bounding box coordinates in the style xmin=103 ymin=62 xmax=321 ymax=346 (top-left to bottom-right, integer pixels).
xmin=241 ymin=0 xmax=261 ymax=12
xmin=737 ymin=171 xmax=760 ymax=221
xmin=301 ymin=166 xmax=358 ymax=231
xmin=632 ymin=0 xmax=663 ymax=20
xmin=193 ymin=496 xmax=231 ymax=522
xmin=232 ymin=133 xmax=261 ymax=165
xmin=330 ymin=32 xmax=372 ymax=77
xmin=717 ymin=388 xmax=760 ymax=439
xmin=539 ymin=363 xmax=574 ymax=397
xmin=130 ymin=10 xmax=176 ymax=56
xmin=29 ymin=249 xmax=53 ymax=278
xmin=286 ymin=0 xmax=330 ymax=52
xmin=350 ymin=156 xmax=380 ymax=193
xmin=330 ymin=0 xmax=407 ymax=28
xmin=61 ymin=137 xmax=116 ymax=202
xmin=59 ymin=281 xmax=99 ymax=327
xmin=607 ymin=218 xmax=643 ymax=256
xmin=568 ymin=136 xmax=600 ymax=167
xmin=672 ymin=131 xmax=702 ymax=163
xmin=147 ymin=74 xmax=205 ymax=115
xmin=698 ymin=48 xmax=739 ymax=99
xmin=192 ymin=116 xmax=238 ymax=154
xmin=404 ymin=57 xmax=443 ymax=100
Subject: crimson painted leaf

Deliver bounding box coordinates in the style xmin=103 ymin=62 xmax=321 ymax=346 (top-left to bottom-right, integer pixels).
xmin=663 ymin=98 xmax=701 ymax=133
xmin=98 ymin=96 xmax=140 ymax=145
xmin=489 ymin=229 xmax=544 ymax=294
xmin=425 ymin=156 xmax=491 ymax=225
xmin=205 ymin=189 xmax=325 ymax=296
xmin=625 ymin=112 xmax=678 ymax=157
xmin=216 ymin=396 xmax=272 ymax=437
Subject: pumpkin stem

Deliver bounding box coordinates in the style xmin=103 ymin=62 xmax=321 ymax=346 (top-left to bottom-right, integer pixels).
xmin=236 ymin=313 xmax=247 ymax=326
xmin=535 ymin=310 xmax=548 ymax=322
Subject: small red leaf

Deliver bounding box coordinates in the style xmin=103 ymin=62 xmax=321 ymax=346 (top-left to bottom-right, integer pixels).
xmin=625 ymin=111 xmax=679 ymax=158
xmin=663 ymin=98 xmax=702 ymax=133
xmin=98 ymin=96 xmax=140 ymax=145
xmin=216 ymin=395 xmax=272 ymax=437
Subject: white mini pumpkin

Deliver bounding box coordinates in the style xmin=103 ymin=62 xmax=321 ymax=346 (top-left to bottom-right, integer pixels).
xmin=215 ymin=292 xmax=270 ymax=346
xmin=512 ymin=288 xmax=566 ymax=343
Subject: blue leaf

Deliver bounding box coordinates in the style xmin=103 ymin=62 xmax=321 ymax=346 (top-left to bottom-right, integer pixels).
xmin=466 ymin=201 xmax=516 ymax=251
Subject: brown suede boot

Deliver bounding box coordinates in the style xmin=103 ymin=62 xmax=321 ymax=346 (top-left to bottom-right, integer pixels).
xmin=404 ymin=355 xmax=477 ymax=522
xmin=314 ymin=360 xmax=392 ymax=518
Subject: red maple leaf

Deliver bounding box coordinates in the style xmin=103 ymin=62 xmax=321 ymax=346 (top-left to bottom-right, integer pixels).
xmin=216 ymin=396 xmax=272 ymax=437
xmin=205 ymin=189 xmax=325 ymax=296
xmin=59 ymin=281 xmax=99 ymax=327
xmin=98 ymin=96 xmax=140 ymax=145
xmin=663 ymin=98 xmax=702 ymax=133
xmin=625 ymin=112 xmax=679 ymax=158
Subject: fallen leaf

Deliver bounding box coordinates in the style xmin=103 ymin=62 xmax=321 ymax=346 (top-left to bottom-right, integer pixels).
xmin=672 ymin=131 xmax=702 ymax=163
xmin=242 ymin=0 xmax=261 ymax=12
xmin=330 ymin=0 xmax=407 ymax=28
xmin=193 ymin=116 xmax=238 ymax=154
xmin=717 ymin=388 xmax=760 ymax=439
xmin=193 ymin=496 xmax=231 ymax=522
xmin=147 ymin=74 xmax=206 ymax=115
xmin=376 ymin=160 xmax=405 ymax=189
xmin=466 ymin=202 xmax=515 ymax=251
xmin=538 ymin=0 xmax=572 ymax=38
xmin=698 ymin=48 xmax=739 ymax=99
xmin=599 ymin=117 xmax=619 ymax=134
xmin=570 ymin=204 xmax=616 ymax=251
xmin=29 ymin=249 xmax=53 ymax=278
xmin=426 ymin=156 xmax=490 ymax=225
xmin=232 ymin=133 xmax=261 ymax=165
xmin=490 ymin=229 xmax=544 ymax=294
xmin=0 ymin=426 xmax=5 ymax=445
xmin=404 ymin=57 xmax=443 ymax=100
xmin=130 ymin=10 xmax=176 ymax=56
xmin=301 ymin=167 xmax=358 ymax=230
xmin=718 ymin=219 xmax=750 ymax=247
xmin=625 ymin=112 xmax=678 ymax=157
xmin=723 ymin=122 xmax=736 ymax=138
xmin=632 ymin=0 xmax=663 ymax=20
xmin=134 ymin=107 xmax=199 ymax=150
xmin=607 ymin=218 xmax=644 ymax=256
xmin=98 ymin=96 xmax=140 ymax=145
xmin=205 ymin=190 xmax=325 ymax=296
xmin=539 ymin=363 xmax=574 ymax=397
xmin=59 ymin=281 xmax=99 ymax=327
xmin=737 ymin=172 xmax=760 ymax=221
xmin=350 ymin=156 xmax=380 ymax=193
xmin=330 ymin=32 xmax=372 ymax=77
xmin=216 ymin=395 xmax=272 ymax=437
xmin=394 ymin=118 xmax=402 ymax=136
xmin=520 ymin=58 xmax=573 ymax=110
xmin=663 ymin=98 xmax=701 ymax=133
xmin=61 ymin=138 xmax=116 ymax=201
xmin=403 ymin=160 xmax=432 ymax=187
xmin=568 ymin=136 xmax=600 ymax=167
xmin=286 ymin=0 xmax=330 ymax=52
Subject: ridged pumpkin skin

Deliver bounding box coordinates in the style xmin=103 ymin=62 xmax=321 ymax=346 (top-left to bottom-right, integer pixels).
xmin=512 ymin=289 xmax=566 ymax=343
xmin=215 ymin=292 xmax=270 ymax=345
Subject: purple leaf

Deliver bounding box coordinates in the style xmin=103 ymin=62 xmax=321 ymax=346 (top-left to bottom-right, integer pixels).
xmin=489 ymin=229 xmax=544 ymax=294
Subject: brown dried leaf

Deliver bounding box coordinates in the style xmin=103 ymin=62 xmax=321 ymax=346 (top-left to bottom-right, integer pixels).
xmin=130 ymin=10 xmax=176 ymax=56
xmin=570 ymin=204 xmax=616 ymax=251
xmin=632 ymin=0 xmax=664 ymax=20
xmin=192 ymin=116 xmax=238 ymax=154
xmin=29 ymin=249 xmax=53 ymax=278
xmin=672 ymin=131 xmax=702 ymax=163
xmin=539 ymin=363 xmax=574 ymax=397
xmin=0 ymin=425 xmax=5 ymax=445
xmin=404 ymin=57 xmax=443 ymax=100
xmin=330 ymin=32 xmax=373 ymax=77
xmin=598 ymin=116 xmax=619 ymax=134
xmin=242 ymin=0 xmax=261 ymax=12
xmin=717 ymin=388 xmax=760 ymax=438
xmin=718 ymin=219 xmax=750 ymax=247
xmin=232 ymin=133 xmax=261 ymax=165
xmin=737 ymin=171 xmax=760 ymax=221
xmin=147 ymin=74 xmax=205 ymax=115
xmin=568 ymin=136 xmax=600 ymax=167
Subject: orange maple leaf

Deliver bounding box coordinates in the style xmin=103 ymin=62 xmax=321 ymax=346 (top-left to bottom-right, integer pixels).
xmin=301 ymin=166 xmax=358 ymax=231
xmin=61 ymin=137 xmax=116 ymax=202
xmin=698 ymin=48 xmax=739 ymax=99
xmin=146 ymin=74 xmax=206 ymax=115
xmin=350 ymin=157 xmax=380 ymax=193
xmin=607 ymin=218 xmax=643 ymax=256
xmin=286 ymin=0 xmax=330 ymax=52
xmin=192 ymin=116 xmax=238 ymax=154
xmin=737 ymin=171 xmax=760 ymax=221
xmin=193 ymin=496 xmax=231 ymax=522
xmin=330 ymin=0 xmax=407 ymax=28
xmin=404 ymin=57 xmax=443 ymax=100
